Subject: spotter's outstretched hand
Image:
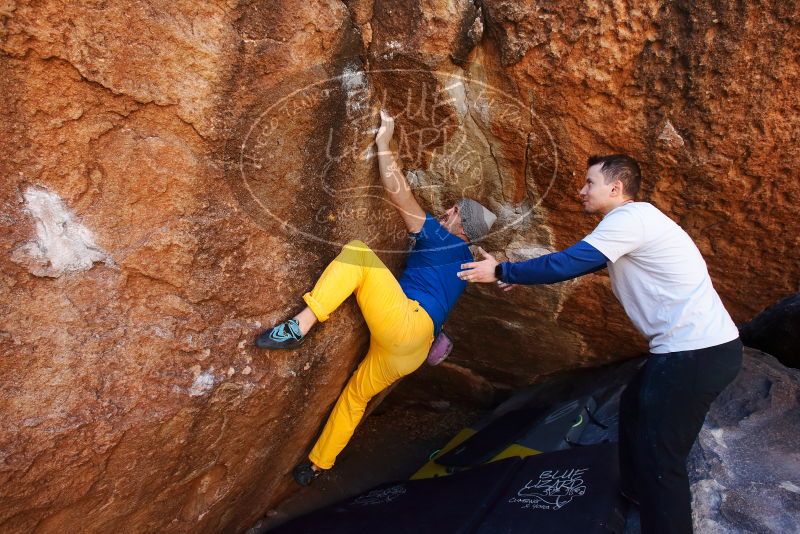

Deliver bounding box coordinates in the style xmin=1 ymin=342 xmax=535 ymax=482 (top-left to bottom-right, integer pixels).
xmin=458 ymin=247 xmax=499 ymax=283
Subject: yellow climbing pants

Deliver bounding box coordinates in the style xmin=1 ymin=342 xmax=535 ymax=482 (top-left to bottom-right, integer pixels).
xmin=303 ymin=240 xmax=435 ymax=469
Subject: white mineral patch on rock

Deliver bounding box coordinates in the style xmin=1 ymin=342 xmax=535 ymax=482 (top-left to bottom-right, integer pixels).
xmin=189 ymin=371 xmax=217 ymax=397
xmin=495 ymin=200 xmax=536 ymax=231
xmin=496 ymin=318 xmax=525 ymax=330
xmin=406 ymin=169 xmax=438 ymax=190
xmin=704 ymin=427 xmax=728 ymax=450
xmin=779 ymin=481 xmax=800 ymax=494
xmin=443 ymin=75 xmax=468 ymax=116
xmin=658 ymin=119 xmax=685 ymax=148
xmin=11 ymin=186 xmax=113 ymax=277
xmin=505 ymin=245 xmax=554 ymax=262
xmin=361 ymin=144 xmax=376 ymax=161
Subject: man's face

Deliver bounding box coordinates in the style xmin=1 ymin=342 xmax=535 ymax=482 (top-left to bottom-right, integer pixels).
xmin=438 ymin=204 xmax=466 ymax=238
xmin=580 ymin=164 xmax=617 ymax=214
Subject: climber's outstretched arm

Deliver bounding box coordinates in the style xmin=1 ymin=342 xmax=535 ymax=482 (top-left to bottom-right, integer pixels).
xmin=375 ymin=110 xmax=425 ymax=233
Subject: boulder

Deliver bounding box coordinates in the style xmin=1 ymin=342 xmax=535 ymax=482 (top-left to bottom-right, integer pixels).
xmin=689 ymin=349 xmax=800 ymax=533
xmin=740 ymin=293 xmax=800 ymax=369
xmin=1 ymin=1 xmax=798 ymax=532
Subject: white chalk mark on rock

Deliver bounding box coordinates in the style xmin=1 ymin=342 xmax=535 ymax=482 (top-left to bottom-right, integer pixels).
xmin=341 ymin=66 xmax=368 ymax=116
xmin=11 ymin=186 xmax=113 ymax=277
xmin=381 ymin=40 xmax=403 ymax=59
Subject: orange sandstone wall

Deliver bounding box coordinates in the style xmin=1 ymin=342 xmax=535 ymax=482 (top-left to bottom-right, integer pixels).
xmin=0 ymin=0 xmax=797 ymax=532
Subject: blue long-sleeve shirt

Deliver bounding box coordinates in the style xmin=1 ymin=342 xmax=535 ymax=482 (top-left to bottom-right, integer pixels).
xmin=498 ymin=241 xmax=609 ymax=284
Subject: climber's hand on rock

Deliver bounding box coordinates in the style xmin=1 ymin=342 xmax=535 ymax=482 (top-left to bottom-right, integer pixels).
xmin=457 ymin=247 xmax=499 ymax=283
xmin=375 ymin=110 xmax=394 ymax=151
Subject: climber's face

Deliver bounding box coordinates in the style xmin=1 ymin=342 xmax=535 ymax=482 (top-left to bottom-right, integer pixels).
xmin=580 ymin=163 xmax=619 ymax=215
xmin=439 ymin=204 xmax=467 ymax=240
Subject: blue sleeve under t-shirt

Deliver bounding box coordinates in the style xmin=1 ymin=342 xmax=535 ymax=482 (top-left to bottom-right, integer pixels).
xmin=498 ymin=240 xmax=608 ymax=284
xmin=398 ymin=214 xmax=472 ymax=335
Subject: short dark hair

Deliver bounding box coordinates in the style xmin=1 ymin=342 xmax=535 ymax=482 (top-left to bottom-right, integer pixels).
xmin=587 ymin=154 xmax=641 ymax=198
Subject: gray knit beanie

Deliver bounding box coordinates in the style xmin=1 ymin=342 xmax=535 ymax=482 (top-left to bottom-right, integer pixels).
xmin=458 ymin=198 xmax=497 ymax=242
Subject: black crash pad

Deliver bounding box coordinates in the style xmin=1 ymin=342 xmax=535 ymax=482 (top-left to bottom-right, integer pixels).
xmin=272 ymin=457 xmax=522 ymax=534
xmin=273 ymin=444 xmax=624 ymax=534
xmin=436 ymin=397 xmax=593 ymax=468
xmin=475 ymin=442 xmax=626 ymax=534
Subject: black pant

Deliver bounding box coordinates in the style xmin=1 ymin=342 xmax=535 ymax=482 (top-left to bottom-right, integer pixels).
xmin=619 ymin=338 xmax=743 ymax=534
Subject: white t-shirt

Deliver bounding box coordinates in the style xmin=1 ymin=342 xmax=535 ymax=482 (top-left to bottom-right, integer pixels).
xmin=583 ymin=202 xmax=739 ymax=354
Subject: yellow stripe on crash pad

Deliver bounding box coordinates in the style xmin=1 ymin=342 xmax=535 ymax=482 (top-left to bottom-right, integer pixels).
xmin=412 ymin=440 xmax=541 ymax=480
xmin=489 ymin=444 xmax=540 ymax=462
xmin=410 ymin=428 xmax=476 ymax=480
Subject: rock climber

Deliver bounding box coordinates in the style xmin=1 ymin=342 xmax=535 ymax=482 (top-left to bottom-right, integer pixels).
xmin=255 ymin=110 xmax=498 ymax=486
xmin=458 ymin=154 xmax=742 ymax=534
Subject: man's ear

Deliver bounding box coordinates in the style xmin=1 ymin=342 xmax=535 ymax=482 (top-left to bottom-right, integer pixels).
xmin=612 ymin=180 xmax=624 ymax=197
